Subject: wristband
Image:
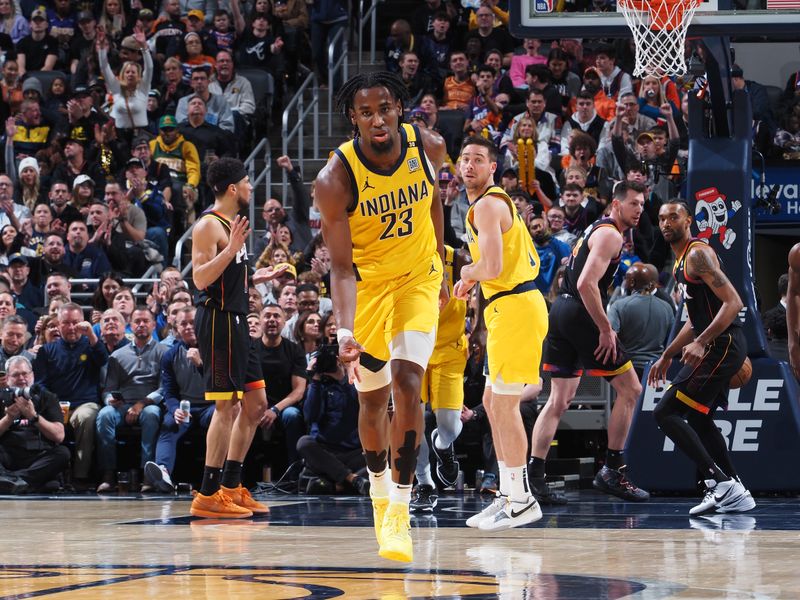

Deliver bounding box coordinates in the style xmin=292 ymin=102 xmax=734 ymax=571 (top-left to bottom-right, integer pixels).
xmin=270 ymin=405 xmax=281 ymax=417
xmin=336 ymin=328 xmax=354 ymax=343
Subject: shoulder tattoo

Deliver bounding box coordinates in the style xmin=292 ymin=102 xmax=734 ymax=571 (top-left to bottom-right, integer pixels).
xmin=688 ymin=247 xmax=728 ymax=288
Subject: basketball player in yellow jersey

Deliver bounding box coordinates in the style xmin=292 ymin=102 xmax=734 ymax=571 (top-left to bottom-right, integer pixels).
xmin=316 ymin=72 xmax=448 ymax=563
xmin=453 ymin=136 xmax=548 ymax=531
xmin=411 ymin=245 xmax=470 ymax=512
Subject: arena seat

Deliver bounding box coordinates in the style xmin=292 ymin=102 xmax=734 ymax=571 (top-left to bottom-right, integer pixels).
xmin=237 ymin=68 xmax=275 ymax=141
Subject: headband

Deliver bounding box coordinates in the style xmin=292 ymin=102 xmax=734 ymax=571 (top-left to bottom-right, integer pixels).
xmin=213 ymin=164 xmax=248 ymax=193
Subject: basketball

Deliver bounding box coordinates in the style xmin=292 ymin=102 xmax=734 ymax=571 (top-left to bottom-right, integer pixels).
xmin=730 ymin=357 xmax=752 ymax=389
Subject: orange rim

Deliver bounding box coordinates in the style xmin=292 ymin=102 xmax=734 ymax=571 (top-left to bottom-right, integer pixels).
xmin=619 ymin=0 xmax=699 ymax=30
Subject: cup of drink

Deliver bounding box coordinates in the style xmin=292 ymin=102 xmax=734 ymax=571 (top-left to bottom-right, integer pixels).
xmin=59 ymin=401 xmax=70 ymax=424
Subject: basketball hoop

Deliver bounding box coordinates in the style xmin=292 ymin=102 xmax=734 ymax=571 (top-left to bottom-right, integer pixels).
xmin=618 ymin=0 xmax=701 ymax=77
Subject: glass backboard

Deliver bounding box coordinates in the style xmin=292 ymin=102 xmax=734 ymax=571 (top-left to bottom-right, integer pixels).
xmin=510 ymin=0 xmax=800 ymax=38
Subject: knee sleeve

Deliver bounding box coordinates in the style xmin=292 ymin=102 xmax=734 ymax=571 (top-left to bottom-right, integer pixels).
xmin=433 ymin=408 xmax=463 ymax=447
xmin=686 ymin=406 xmax=722 ymax=432
xmin=653 ymin=385 xmax=686 ymax=426
xmin=355 ymin=361 xmax=391 ymax=393
xmin=389 ymin=328 xmax=436 ymax=370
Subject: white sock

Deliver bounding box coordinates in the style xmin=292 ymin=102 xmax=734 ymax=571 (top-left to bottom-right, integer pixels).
xmin=390 ymin=482 xmax=412 ymax=505
xmin=508 ymin=464 xmax=531 ymax=503
xmin=369 ymin=467 xmax=390 ymax=498
xmin=498 ymin=461 xmax=509 ymax=496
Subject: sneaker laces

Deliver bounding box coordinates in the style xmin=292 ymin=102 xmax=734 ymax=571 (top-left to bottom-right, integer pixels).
xmin=383 ymin=510 xmax=410 ymax=539
xmin=216 ymin=489 xmax=243 ymax=509
xmin=700 ymin=486 xmax=715 ymax=503
xmin=489 ymin=494 xmax=508 ymax=511
xmin=616 ymin=470 xmax=640 ymax=493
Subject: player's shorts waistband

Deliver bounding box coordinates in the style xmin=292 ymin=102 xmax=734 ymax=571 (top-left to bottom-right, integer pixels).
xmin=486 ymin=280 xmax=538 ymax=306
xmin=195 ymin=303 xmax=248 ymax=317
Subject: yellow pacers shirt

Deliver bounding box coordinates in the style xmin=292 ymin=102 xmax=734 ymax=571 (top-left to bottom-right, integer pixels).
xmin=334 ymin=123 xmax=438 ymax=282
xmin=432 ymin=245 xmax=468 ymax=358
xmin=465 ymin=186 xmax=540 ymax=298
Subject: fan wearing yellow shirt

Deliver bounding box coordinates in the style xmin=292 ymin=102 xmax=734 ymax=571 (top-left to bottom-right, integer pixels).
xmin=316 ymin=72 xmax=448 ymax=563
xmin=453 ymin=136 xmax=548 ymax=532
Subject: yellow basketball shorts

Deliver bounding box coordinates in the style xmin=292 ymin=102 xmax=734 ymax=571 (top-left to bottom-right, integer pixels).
xmin=354 ymin=252 xmax=443 ymax=368
xmin=485 ymin=288 xmax=548 ymax=385
xmin=422 ymin=344 xmax=468 ymax=411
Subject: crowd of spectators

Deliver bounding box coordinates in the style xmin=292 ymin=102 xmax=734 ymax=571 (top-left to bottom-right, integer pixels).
xmin=0 ymin=0 xmax=355 ymax=494
xmin=0 ymin=0 xmax=330 ymax=280
xmin=0 ymin=0 xmax=795 ymax=496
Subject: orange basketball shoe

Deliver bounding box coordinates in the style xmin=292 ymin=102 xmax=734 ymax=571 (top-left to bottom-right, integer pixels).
xmin=191 ymin=489 xmax=254 ymax=519
xmin=222 ymin=484 xmax=270 ymax=514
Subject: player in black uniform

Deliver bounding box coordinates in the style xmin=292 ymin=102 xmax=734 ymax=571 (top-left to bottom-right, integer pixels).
xmin=188 ymin=157 xmax=286 ymax=519
xmin=649 ymin=201 xmax=755 ymax=515
xmin=533 ymin=181 xmax=650 ymax=503
xmin=788 ymin=243 xmax=800 ymax=380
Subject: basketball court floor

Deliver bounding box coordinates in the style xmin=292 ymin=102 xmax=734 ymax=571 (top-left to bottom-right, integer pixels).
xmin=1 ymin=490 xmax=797 ymax=599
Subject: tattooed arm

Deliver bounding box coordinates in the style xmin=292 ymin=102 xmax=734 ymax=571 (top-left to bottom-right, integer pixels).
xmin=685 ymin=244 xmax=744 ymax=349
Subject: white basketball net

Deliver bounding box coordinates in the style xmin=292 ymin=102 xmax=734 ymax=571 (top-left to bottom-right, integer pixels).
xmin=618 ymin=0 xmax=701 ymax=77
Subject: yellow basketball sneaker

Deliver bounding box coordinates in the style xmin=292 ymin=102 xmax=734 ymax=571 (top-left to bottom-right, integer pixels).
xmin=221 ymin=484 xmax=270 ymax=514
xmin=379 ymin=502 xmax=413 ymax=563
xmin=190 ymin=489 xmax=253 ymax=519
xmin=371 ymin=495 xmax=389 ymax=544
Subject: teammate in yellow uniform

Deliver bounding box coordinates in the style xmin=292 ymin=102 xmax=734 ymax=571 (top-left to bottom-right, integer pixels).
xmin=454 ymin=136 xmax=548 ymax=531
xmin=411 ymin=245 xmax=469 ymax=512
xmin=316 ymin=72 xmax=447 ymax=562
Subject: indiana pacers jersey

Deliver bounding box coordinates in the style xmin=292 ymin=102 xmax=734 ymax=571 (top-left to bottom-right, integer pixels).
xmin=432 ymin=245 xmax=467 ymax=359
xmin=464 ymin=186 xmax=540 ymax=299
xmin=196 ymin=210 xmax=249 ymax=314
xmin=334 ymin=123 xmax=438 ymax=281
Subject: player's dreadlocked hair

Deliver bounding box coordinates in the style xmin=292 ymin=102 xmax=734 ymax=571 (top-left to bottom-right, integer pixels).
xmin=335 ymin=71 xmax=410 ymax=137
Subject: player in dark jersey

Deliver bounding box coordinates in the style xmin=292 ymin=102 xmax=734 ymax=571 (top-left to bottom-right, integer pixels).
xmin=188 ymin=157 xmax=288 ymax=519
xmin=533 ymin=181 xmax=650 ymax=503
xmin=788 ymin=243 xmax=800 ymax=381
xmin=649 ymin=201 xmax=755 ymax=516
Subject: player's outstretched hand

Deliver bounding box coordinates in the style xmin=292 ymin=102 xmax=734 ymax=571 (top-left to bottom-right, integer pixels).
xmin=338 ymin=335 xmax=364 ymax=384
xmin=227 ymin=215 xmax=250 ymax=255
xmin=594 ymin=329 xmax=618 ymax=364
xmin=648 ymin=355 xmax=670 ymax=388
xmin=453 ymin=278 xmax=475 ymax=301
